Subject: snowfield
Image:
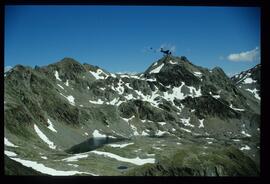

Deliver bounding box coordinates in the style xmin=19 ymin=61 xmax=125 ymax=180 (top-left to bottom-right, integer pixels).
xmin=34 ymin=124 xmax=56 ymax=149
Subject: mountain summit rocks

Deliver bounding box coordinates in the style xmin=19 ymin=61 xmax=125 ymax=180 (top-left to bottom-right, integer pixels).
xmin=4 ymin=55 xmax=260 ymax=176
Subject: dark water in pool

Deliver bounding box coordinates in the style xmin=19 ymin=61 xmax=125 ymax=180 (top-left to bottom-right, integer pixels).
xmin=66 ymin=137 xmax=127 ymax=154
xmin=117 ymin=166 xmax=128 ymax=170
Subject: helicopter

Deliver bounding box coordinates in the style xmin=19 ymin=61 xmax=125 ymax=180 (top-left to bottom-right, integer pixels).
xmin=160 ymin=48 xmax=172 ymax=55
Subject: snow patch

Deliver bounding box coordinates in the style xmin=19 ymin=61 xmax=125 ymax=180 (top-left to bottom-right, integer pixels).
xmin=121 ymin=115 xmax=135 ymax=123
xmin=57 ymin=84 xmax=64 ymax=89
xmin=9 ymin=157 xmax=96 ymax=176
xmin=230 ymin=104 xmax=245 ymax=111
xmin=198 ymin=119 xmax=204 ymax=128
xmin=65 ymin=80 xmax=69 ymax=86
xmin=241 ymin=130 xmax=251 ymax=137
xmin=34 ymin=124 xmax=56 ymax=149
xmin=181 ymin=117 xmax=194 ymax=127
xmin=4 ymin=137 xmax=18 ymax=147
xmin=5 ymin=150 xmax=17 ymax=157
xmin=169 ymin=60 xmax=177 ymax=64
xmin=89 ymin=99 xmax=104 ymax=104
xmin=240 ymin=145 xmax=251 ymax=150
xmin=193 ymin=71 xmax=202 ymax=78
xmin=91 ymin=150 xmax=155 ymax=166
xmin=180 ymin=127 xmax=191 ymax=133
xmin=60 ymin=93 xmax=75 ymax=106
xmin=155 ymin=130 xmax=167 ymax=136
xmin=92 ymin=130 xmax=106 ymax=138
xmin=130 ymin=124 xmax=139 ymax=136
xmin=245 ymin=88 xmax=260 ymax=100
xmin=141 ymin=131 xmax=149 ymax=136
xmin=89 ymin=69 xmax=108 ymax=80
xmin=157 ymin=122 xmax=166 ymax=126
xmin=243 ymin=77 xmax=256 ymax=84
xmin=149 ymin=63 xmax=164 ymax=74
xmin=62 ymin=154 xmax=88 ymax=162
xmin=47 ymin=119 xmax=57 ymax=132
xmin=108 ymin=143 xmax=134 ymax=148
xmin=54 ymin=71 xmax=62 ymax=81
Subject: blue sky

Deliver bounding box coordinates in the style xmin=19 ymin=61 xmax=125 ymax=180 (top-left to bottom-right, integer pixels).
xmin=5 ymin=5 xmax=260 ymax=76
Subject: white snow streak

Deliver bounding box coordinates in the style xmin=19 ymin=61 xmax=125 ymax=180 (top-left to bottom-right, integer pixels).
xmin=91 ymin=150 xmax=155 ymax=166
xmin=193 ymin=71 xmax=202 ymax=77
xmin=57 ymin=84 xmax=64 ymax=89
xmin=47 ymin=119 xmax=57 ymax=132
xmin=149 ymin=63 xmax=164 ymax=74
xmin=89 ymin=99 xmax=104 ymax=104
xmin=54 ymin=71 xmax=62 ymax=81
xmin=230 ymin=104 xmax=245 ymax=111
xmin=5 ymin=150 xmax=17 ymax=157
xmin=241 ymin=130 xmax=251 ymax=137
xmin=245 ymin=88 xmax=260 ymax=100
xmin=34 ymin=124 xmax=56 ymax=149
xmin=9 ymin=157 xmax=96 ymax=176
xmin=108 ymin=143 xmax=134 ymax=148
xmin=4 ymin=137 xmax=18 ymax=147
xmin=62 ymin=154 xmax=88 ymax=162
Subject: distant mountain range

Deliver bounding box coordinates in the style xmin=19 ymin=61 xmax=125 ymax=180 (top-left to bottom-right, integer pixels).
xmin=4 ymin=55 xmax=260 ymax=176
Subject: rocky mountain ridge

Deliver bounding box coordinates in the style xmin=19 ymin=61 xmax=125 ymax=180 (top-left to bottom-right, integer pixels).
xmin=4 ymin=55 xmax=260 ymax=176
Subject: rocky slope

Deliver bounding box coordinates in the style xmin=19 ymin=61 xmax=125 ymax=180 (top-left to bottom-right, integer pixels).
xmin=4 ymin=55 xmax=260 ymax=176
xmin=231 ymin=64 xmax=260 ymax=101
